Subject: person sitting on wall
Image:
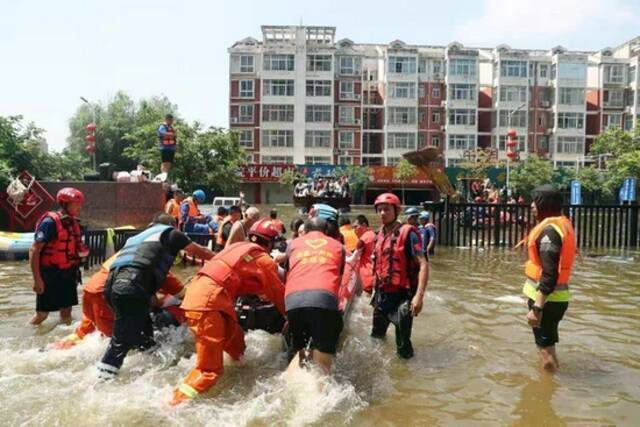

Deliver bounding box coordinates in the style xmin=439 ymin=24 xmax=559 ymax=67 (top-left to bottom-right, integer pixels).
xmin=179 ymin=190 xmax=217 ymax=234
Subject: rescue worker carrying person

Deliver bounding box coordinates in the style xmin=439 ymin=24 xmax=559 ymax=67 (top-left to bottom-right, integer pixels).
xmin=30 ymin=187 xmax=90 ymax=325
xmin=96 ymin=213 xmax=214 ymax=380
xmin=371 ymin=193 xmax=429 ymax=359
xmin=171 ymin=218 xmax=285 ymax=405
xmin=179 ymin=190 xmax=217 ymax=234
xmin=284 ymin=211 xmax=346 ymax=376
xmin=51 ymin=253 xmax=185 ymax=349
xmin=522 ymin=185 xmax=576 ymax=372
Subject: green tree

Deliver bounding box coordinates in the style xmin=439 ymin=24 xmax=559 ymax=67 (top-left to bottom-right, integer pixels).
xmin=509 ymin=155 xmax=556 ymax=200
xmin=588 ymin=124 xmax=640 ymax=195
xmin=279 ymin=168 xmax=306 ymax=188
xmin=336 ymin=164 xmax=371 ymax=203
xmin=394 ymin=158 xmax=417 ymax=204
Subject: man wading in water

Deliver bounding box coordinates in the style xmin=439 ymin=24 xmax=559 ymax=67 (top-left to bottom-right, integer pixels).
xmin=522 ymin=185 xmax=576 ymax=372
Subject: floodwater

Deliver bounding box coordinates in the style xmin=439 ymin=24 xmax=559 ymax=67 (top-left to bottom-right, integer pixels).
xmin=1 ymin=216 xmax=639 ymax=425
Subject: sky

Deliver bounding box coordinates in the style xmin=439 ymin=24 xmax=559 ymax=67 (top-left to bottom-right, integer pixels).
xmin=1 ymin=0 xmax=638 ymax=152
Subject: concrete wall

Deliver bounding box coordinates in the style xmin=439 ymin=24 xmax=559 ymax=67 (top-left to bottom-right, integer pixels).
xmin=41 ymin=181 xmax=165 ymax=229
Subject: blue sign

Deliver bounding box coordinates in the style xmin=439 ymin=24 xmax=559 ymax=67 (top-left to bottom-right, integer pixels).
xmin=297 ymin=164 xmax=344 ymax=178
xmin=570 ymin=180 xmax=582 ymax=205
xmin=620 ymin=177 xmax=637 ymax=202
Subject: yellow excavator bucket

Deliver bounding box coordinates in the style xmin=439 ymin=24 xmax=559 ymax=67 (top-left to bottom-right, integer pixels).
xmin=402 ymin=147 xmax=455 ymax=197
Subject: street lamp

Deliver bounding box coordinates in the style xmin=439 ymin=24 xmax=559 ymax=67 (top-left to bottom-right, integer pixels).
xmin=80 ymin=97 xmax=98 ymax=171
xmin=505 ymin=102 xmax=526 ymax=191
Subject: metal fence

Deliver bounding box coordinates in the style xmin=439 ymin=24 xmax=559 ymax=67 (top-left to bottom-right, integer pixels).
xmin=429 ymin=202 xmax=640 ymax=250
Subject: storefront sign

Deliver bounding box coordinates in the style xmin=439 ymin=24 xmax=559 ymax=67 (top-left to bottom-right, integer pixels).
xmin=240 ymin=164 xmax=297 ymax=182
xmin=370 ymin=166 xmax=433 ymax=186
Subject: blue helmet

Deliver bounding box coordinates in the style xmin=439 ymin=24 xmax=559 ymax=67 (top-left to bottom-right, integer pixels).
xmin=310 ymin=203 xmax=338 ymax=222
xmin=404 ymin=207 xmax=420 ymax=217
xmin=192 ymin=189 xmax=206 ymax=203
xmin=419 ymin=211 xmax=430 ymax=220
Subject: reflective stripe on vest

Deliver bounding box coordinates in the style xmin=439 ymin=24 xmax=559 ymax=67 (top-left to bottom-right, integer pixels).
xmin=36 ymin=211 xmax=82 ymax=269
xmin=522 ymin=215 xmax=576 ymax=302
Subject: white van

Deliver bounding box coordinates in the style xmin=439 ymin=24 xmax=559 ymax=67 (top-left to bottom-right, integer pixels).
xmin=212 ymin=197 xmax=241 ymax=208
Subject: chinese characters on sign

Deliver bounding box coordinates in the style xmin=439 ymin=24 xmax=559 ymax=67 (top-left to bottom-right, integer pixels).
xmin=240 ymin=164 xmax=297 ymax=182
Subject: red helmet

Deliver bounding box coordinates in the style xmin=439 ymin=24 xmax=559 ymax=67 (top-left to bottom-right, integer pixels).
xmin=248 ymin=218 xmax=280 ymax=242
xmin=374 ymin=192 xmax=401 ymax=211
xmin=56 ymin=187 xmax=85 ymax=204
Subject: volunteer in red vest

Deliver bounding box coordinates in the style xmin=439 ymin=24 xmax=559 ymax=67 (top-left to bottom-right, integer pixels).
xmin=351 ymin=214 xmax=376 ymax=294
xmin=51 ymin=253 xmax=185 ymax=349
xmin=171 ymin=219 xmax=285 ymax=405
xmin=371 ymin=193 xmax=429 ymax=359
xmin=29 ymin=187 xmax=90 ymax=325
xmin=158 ymin=113 xmax=177 ymax=175
xmin=522 ymin=185 xmax=576 ymax=372
xmin=165 ymin=188 xmax=185 ymax=225
xmin=284 ymin=215 xmax=346 ymax=375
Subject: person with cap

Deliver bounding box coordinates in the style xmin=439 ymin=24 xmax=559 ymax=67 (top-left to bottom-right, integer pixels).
xmin=165 ymin=188 xmax=185 ymax=225
xmin=158 ymin=113 xmax=177 ymax=175
xmin=371 ymin=193 xmax=429 ymax=359
xmin=404 ymin=207 xmax=420 ymax=228
xmin=96 ymin=213 xmax=214 ymax=380
xmin=522 ymin=185 xmax=576 ymax=372
xmin=269 ymin=209 xmax=286 ymax=234
xmin=226 ymin=206 xmax=261 ymax=247
xmin=171 ymin=218 xmax=285 ymax=405
xmin=418 ymin=211 xmax=437 ymax=256
xmin=179 ymin=190 xmax=217 ymax=234
xmin=29 ymin=187 xmax=90 ymax=325
xmin=338 ymin=215 xmax=358 ymax=252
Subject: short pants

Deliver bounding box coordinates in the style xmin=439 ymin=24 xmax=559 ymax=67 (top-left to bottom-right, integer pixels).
xmin=37 ymin=267 xmax=79 ymax=312
xmin=286 ymin=307 xmax=343 ymax=354
xmin=160 ymin=149 xmax=176 ymax=163
xmin=527 ymin=299 xmax=568 ymax=347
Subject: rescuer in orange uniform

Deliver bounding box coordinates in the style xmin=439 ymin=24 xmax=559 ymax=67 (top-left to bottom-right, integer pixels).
xmin=522 ymin=185 xmax=576 ymax=372
xmin=171 ymin=218 xmax=285 ymax=405
xmin=371 ymin=193 xmax=429 ymax=359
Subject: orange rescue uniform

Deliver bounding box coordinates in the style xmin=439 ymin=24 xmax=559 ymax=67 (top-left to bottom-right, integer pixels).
xmin=340 ymin=224 xmax=359 ymax=253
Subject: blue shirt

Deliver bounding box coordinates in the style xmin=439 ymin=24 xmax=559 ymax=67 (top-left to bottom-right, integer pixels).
xmin=157 ymin=123 xmax=177 ymax=151
xmin=406 ymin=229 xmax=422 ymax=258
xmin=419 ymin=224 xmax=437 ymax=253
xmin=34 ymin=217 xmax=57 ymax=243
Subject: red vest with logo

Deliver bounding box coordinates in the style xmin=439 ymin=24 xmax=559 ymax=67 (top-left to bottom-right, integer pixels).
xmin=36 ymin=211 xmax=83 ymax=269
xmin=373 ymin=223 xmax=419 ymax=293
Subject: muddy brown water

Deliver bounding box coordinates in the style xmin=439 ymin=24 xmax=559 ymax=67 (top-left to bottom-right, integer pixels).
xmin=0 ymin=204 xmax=638 ymax=426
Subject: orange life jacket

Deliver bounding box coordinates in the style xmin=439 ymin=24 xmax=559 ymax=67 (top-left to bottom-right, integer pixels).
xmin=165 ymin=198 xmax=180 ymax=221
xmin=284 ymin=231 xmax=344 ymax=304
xmin=36 ymin=211 xmax=83 ymax=269
xmin=340 ymin=225 xmax=359 ymax=252
xmin=179 ymin=197 xmax=200 ymax=229
xmin=215 ymin=215 xmax=235 ymax=247
xmin=523 ymin=215 xmax=576 ymax=302
xmin=373 ymin=223 xmax=419 ymax=293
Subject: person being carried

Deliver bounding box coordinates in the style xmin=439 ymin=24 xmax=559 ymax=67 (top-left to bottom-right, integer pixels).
xmin=96 ymin=213 xmax=214 ymax=380
xmin=338 ymin=215 xmax=358 ymax=253
xmin=171 ymin=219 xmax=285 ymax=405
xmin=418 ymin=211 xmax=437 ymax=256
xmin=30 ymin=188 xmax=90 ymax=325
xmin=371 ymin=193 xmax=429 ymax=359
xmin=165 ymin=188 xmax=185 ymax=226
xmin=179 ymin=190 xmax=217 ymax=234
xmin=226 ymin=206 xmax=260 ymax=247
xmin=522 ymin=185 xmax=576 ymax=372
xmin=158 ymin=113 xmax=177 ymax=175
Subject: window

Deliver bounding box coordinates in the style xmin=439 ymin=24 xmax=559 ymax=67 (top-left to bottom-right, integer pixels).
xmin=238 ymin=129 xmax=253 ymax=148
xmin=362 ymin=157 xmax=383 ymax=166
xmin=263 ymin=79 xmax=294 ymax=96
xmin=388 ymin=107 xmax=417 ymax=125
xmin=418 ymin=58 xmax=427 ymax=74
xmin=305 ymin=105 xmax=331 ymax=122
xmin=556 ymin=136 xmax=584 ymax=154
xmin=603 ymin=90 xmax=624 ymax=107
xmin=305 ymin=130 xmax=331 ymax=148
xmin=432 ymin=86 xmax=441 ymax=98
xmin=499 ymin=110 xmax=526 ymax=127
xmin=340 ymin=81 xmax=355 ymax=100
xmin=447 ymin=134 xmax=475 ymax=150
xmin=263 ymin=54 xmax=294 ymax=71
xmin=306 ymin=80 xmax=331 ymax=97
xmin=431 ymin=135 xmax=440 ymax=147
xmin=240 ymin=55 xmax=254 ymax=73
xmin=555 ymin=160 xmax=578 ymax=169
xmin=604 ymin=65 xmax=625 ymax=83
xmin=497 ymin=135 xmax=526 ymax=151
xmin=239 ymin=80 xmax=254 ymax=98
xmin=245 ymin=153 xmax=254 ymax=164
xmin=262 ymin=130 xmax=293 ymax=148
xmin=624 ymin=114 xmax=634 ymax=130
xmin=387 ymin=156 xmax=401 ymax=166
xmin=499 ymin=86 xmax=527 ymax=103
xmin=239 ymin=105 xmax=253 ymax=123
xmin=339 ymin=56 xmax=359 ymax=75
xmin=629 ymin=66 xmax=637 ymax=85
xmin=449 ymin=84 xmax=476 ymax=101
xmin=388 ymin=82 xmax=417 ymax=99
xmin=557 ymin=112 xmax=584 ymax=129
xmin=362 ymin=133 xmax=382 ymax=154
xmin=387 ymin=133 xmax=417 ymax=150
xmin=433 ymin=61 xmax=442 ymax=77
xmin=539 ymin=64 xmax=548 ymax=78
xmin=448 ymin=109 xmax=476 ymax=126
xmin=339 ymin=106 xmax=355 ymax=124
xmin=306 ymin=54 xmax=332 ymax=72
xmin=389 ymin=56 xmax=417 ymax=74
xmin=432 ymin=112 xmax=440 ymax=124
xmin=448 ymin=58 xmax=476 ymax=77
xmin=500 ymin=60 xmax=528 ymax=78
xmin=559 ymin=88 xmax=585 ymax=105
xmin=603 ymin=114 xmax=622 ymax=130
xmin=418 ymin=110 xmax=426 ymax=124
xmin=262 ymin=104 xmax=294 ymax=122
xmin=305 ymin=156 xmax=331 ymax=165
xmin=338 ymin=156 xmax=353 ymax=165
xmin=339 ymin=131 xmax=354 ymax=149
xmin=418 ymin=85 xmax=426 ymax=98
xmin=262 ymin=155 xmax=293 ymax=164
xmin=558 ymin=62 xmax=587 ymax=80
xmin=447 ymin=158 xmax=466 ymax=167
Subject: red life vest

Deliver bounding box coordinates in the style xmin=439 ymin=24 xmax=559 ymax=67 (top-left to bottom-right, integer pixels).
xmin=36 ymin=211 xmax=83 ymax=269
xmin=284 ymin=231 xmax=344 ymax=302
xmin=161 ymin=123 xmax=176 ymax=146
xmin=373 ymin=223 xmax=419 ymax=293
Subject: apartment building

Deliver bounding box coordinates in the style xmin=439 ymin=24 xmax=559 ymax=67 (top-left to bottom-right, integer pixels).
xmin=229 ymin=25 xmax=640 ymax=168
